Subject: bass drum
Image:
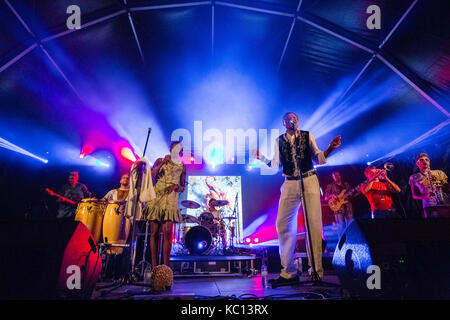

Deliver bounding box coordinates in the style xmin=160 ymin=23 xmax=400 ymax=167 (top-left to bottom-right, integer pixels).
xmin=74 ymin=198 xmax=105 ymax=244
xmin=102 ymin=200 xmax=130 ymax=254
xmin=184 ymin=226 xmax=212 ymax=255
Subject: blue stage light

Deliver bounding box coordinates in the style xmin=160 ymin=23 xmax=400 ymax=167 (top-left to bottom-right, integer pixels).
xmin=0 ymin=137 xmax=48 ymax=163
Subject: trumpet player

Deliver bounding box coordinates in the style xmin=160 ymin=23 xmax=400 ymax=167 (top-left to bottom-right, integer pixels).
xmin=409 ymin=153 xmax=449 ymax=218
xmin=361 ymin=165 xmax=401 ymax=219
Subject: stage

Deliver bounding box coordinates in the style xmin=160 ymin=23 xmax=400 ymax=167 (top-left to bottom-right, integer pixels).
xmin=93 ymin=272 xmax=342 ymax=300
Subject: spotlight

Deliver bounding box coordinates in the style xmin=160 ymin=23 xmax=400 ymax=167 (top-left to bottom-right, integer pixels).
xmin=367 ymin=161 xmax=371 ymax=166
xmin=245 ymin=238 xmax=251 ymax=244
xmin=254 ymin=237 xmax=259 ymax=243
xmin=94 ymin=160 xmax=110 ymax=168
xmin=0 ymin=137 xmax=48 ymax=163
xmin=79 ymin=145 xmax=94 ymax=159
xmin=121 ymin=147 xmax=137 ymax=162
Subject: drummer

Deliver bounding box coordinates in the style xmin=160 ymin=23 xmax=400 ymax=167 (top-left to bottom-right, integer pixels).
xmin=56 ymin=171 xmax=92 ymax=219
xmin=102 ymin=173 xmax=130 ymax=202
xmin=206 ymin=199 xmax=227 ymax=249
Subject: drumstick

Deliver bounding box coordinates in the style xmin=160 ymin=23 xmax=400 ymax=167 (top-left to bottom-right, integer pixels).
xmin=45 ymin=188 xmax=76 ymax=205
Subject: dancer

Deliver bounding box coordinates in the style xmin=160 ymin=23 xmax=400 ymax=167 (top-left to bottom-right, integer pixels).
xmin=254 ymin=112 xmax=341 ymax=285
xmin=144 ymin=142 xmax=186 ymax=269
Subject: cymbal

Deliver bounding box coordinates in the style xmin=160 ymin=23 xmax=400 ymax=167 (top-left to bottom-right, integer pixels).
xmin=211 ymin=200 xmax=229 ymax=207
xmin=180 ymin=214 xmax=199 ymax=224
xmin=181 ymin=200 xmax=201 ymax=209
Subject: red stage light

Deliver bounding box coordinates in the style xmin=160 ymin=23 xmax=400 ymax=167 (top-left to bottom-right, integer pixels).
xmin=121 ymin=147 xmax=137 ymax=162
xmin=80 ymin=144 xmax=94 ymax=159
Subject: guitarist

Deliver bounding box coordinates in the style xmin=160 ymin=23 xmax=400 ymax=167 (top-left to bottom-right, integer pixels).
xmin=324 ymin=171 xmax=354 ymax=237
xmin=56 ymin=171 xmax=91 ymax=219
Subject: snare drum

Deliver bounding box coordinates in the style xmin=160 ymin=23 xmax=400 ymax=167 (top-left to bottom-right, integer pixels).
xmin=102 ymin=200 xmax=130 ymax=254
xmin=74 ymin=198 xmax=105 ymax=244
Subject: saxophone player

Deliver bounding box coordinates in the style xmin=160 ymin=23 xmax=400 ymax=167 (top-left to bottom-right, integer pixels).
xmin=409 ymin=153 xmax=449 ymax=218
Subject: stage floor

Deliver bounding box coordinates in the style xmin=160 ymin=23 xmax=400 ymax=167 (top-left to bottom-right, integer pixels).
xmin=93 ymin=272 xmax=343 ymax=300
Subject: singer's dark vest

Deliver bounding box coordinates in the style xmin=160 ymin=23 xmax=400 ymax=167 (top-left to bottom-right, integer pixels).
xmin=277 ymin=130 xmax=314 ymax=176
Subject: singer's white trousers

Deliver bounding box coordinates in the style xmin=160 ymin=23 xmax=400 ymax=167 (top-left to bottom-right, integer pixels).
xmin=277 ymin=176 xmax=323 ymax=279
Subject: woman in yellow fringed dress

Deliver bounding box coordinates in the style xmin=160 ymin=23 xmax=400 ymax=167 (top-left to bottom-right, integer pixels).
xmin=144 ymin=142 xmax=186 ymax=268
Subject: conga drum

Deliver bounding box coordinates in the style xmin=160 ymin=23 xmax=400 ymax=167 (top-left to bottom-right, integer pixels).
xmin=74 ymin=198 xmax=105 ymax=244
xmin=102 ymin=200 xmax=130 ymax=254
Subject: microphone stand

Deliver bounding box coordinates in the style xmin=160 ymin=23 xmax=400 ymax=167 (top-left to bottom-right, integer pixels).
xmin=230 ymin=193 xmax=239 ymax=250
xmin=98 ymin=128 xmax=153 ymax=297
xmin=292 ymin=129 xmax=338 ymax=288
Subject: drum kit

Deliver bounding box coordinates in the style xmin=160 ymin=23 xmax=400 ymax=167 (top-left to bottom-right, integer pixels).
xmin=177 ymin=199 xmax=237 ymax=255
xmin=74 ymin=198 xmax=130 ymax=255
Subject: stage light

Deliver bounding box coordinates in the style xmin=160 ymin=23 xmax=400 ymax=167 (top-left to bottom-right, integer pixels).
xmin=121 ymin=147 xmax=137 ymax=162
xmin=245 ymin=238 xmax=251 ymax=244
xmin=205 ymin=145 xmax=225 ymax=168
xmin=79 ymin=145 xmax=94 ymax=159
xmin=367 ymin=162 xmax=371 ymax=166
xmin=94 ymin=160 xmax=110 ymax=168
xmin=254 ymin=238 xmax=259 ymax=243
xmin=0 ymin=137 xmax=48 ymax=163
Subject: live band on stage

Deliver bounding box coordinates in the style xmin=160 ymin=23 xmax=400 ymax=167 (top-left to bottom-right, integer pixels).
xmin=45 ymin=113 xmax=449 ymax=290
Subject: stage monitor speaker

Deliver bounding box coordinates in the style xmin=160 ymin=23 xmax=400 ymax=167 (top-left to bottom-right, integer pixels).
xmin=0 ymin=220 xmax=102 ymax=299
xmin=332 ymin=218 xmax=450 ymax=299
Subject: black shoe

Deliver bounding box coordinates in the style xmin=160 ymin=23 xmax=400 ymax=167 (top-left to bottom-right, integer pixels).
xmin=269 ymin=275 xmax=299 ymax=288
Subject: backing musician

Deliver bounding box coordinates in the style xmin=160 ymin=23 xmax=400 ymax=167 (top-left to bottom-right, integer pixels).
xmin=56 ymin=171 xmax=91 ymax=219
xmin=409 ymin=153 xmax=449 ymax=218
xmin=361 ymin=166 xmax=401 ymax=219
xmin=206 ymin=199 xmax=227 ymax=249
xmin=102 ymin=173 xmax=130 ymax=202
xmin=324 ymin=171 xmax=354 ymax=237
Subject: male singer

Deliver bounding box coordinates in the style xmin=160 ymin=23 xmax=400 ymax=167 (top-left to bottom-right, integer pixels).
xmin=254 ymin=112 xmax=341 ymax=285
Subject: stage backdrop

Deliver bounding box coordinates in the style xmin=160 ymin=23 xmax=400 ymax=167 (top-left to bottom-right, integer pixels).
xmin=185 ymin=176 xmax=243 ymax=243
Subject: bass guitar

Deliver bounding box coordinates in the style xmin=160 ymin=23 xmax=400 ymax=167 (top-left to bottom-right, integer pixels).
xmin=328 ymin=182 xmax=364 ymax=213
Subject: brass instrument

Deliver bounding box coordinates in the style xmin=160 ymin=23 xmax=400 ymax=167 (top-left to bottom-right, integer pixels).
xmin=372 ymin=162 xmax=394 ymax=180
xmin=427 ymin=171 xmax=448 ymax=204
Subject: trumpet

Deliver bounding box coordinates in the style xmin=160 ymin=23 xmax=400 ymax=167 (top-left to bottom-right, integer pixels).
xmin=371 ymin=162 xmax=394 ymax=180
xmin=384 ymin=162 xmax=394 ymax=171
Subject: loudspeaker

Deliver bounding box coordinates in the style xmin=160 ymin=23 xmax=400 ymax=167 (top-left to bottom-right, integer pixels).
xmin=332 ymin=218 xmax=450 ymax=299
xmin=0 ymin=219 xmax=102 ymax=299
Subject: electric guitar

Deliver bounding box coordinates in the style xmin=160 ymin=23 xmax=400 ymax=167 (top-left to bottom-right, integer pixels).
xmin=328 ymin=182 xmax=364 ymax=213
xmin=45 ymin=188 xmax=76 ymax=205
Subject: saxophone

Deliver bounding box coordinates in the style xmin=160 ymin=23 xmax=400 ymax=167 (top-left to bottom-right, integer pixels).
xmin=427 ymin=171 xmax=448 ymax=205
